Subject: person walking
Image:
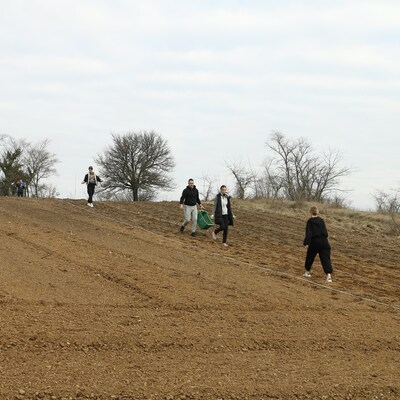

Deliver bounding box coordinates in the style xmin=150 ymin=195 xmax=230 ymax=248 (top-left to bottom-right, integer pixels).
xmin=82 ymin=166 xmax=102 ymax=207
xmin=179 ymin=178 xmax=203 ymax=237
xmin=303 ymin=206 xmax=333 ymax=283
xmin=211 ymin=185 xmax=234 ymax=247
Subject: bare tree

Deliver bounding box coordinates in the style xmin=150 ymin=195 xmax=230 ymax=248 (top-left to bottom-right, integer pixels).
xmin=247 ymin=160 xmax=264 ymax=199
xmin=36 ymin=183 xmax=59 ymax=198
xmin=23 ymin=139 xmax=58 ymax=197
xmin=262 ymin=158 xmax=285 ymax=198
xmin=265 ymin=131 xmax=351 ymax=201
xmin=312 ymin=149 xmax=350 ymax=201
xmin=373 ymin=189 xmax=400 ymax=235
xmin=374 ymin=190 xmax=400 ymax=214
xmin=225 ymin=160 xmax=254 ymax=199
xmin=96 ymin=131 xmax=175 ymax=201
xmin=199 ymin=173 xmax=216 ymax=201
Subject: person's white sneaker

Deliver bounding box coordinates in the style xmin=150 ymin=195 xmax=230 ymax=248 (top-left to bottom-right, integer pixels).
xmin=211 ymin=231 xmax=216 ymax=240
xmin=303 ymin=271 xmax=311 ymax=278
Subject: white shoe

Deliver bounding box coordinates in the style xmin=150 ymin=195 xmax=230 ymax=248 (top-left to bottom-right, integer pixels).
xmin=211 ymin=231 xmax=216 ymax=240
xmin=303 ymin=271 xmax=311 ymax=278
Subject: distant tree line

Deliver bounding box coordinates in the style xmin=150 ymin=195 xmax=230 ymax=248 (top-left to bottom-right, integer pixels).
xmin=4 ymin=129 xmax=396 ymax=215
xmin=0 ymin=130 xmax=352 ymax=203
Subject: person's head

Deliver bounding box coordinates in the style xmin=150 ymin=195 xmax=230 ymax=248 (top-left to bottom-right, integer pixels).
xmin=187 ymin=178 xmax=194 ymax=187
xmin=220 ymin=185 xmax=228 ymax=195
xmin=309 ymin=206 xmax=319 ymax=216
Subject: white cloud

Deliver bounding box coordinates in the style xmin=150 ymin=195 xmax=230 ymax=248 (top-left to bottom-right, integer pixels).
xmin=1 ymin=55 xmax=110 ymax=75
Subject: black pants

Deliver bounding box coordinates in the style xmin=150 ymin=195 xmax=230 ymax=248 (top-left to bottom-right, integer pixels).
xmin=305 ymin=238 xmax=333 ymax=274
xmin=87 ymin=183 xmax=95 ymax=203
xmin=214 ymin=215 xmax=229 ymax=244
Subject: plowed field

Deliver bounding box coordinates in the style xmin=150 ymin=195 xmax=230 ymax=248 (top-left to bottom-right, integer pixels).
xmin=0 ymin=197 xmax=399 ymax=400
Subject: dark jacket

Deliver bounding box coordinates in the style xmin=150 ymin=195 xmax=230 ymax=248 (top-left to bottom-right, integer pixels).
xmin=180 ymin=185 xmax=201 ymax=206
xmin=303 ymin=216 xmax=329 ymax=246
xmin=213 ymin=193 xmax=234 ymax=226
xmin=16 ymin=181 xmax=26 ymax=192
xmin=83 ymin=173 xmax=102 ymax=185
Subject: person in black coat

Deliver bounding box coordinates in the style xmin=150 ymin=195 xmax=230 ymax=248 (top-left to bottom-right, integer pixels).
xmin=82 ymin=166 xmax=102 ymax=207
xmin=303 ymin=206 xmax=333 ymax=283
xmin=211 ymin=185 xmax=234 ymax=247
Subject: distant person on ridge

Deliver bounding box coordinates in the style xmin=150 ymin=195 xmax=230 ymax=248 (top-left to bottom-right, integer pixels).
xmin=179 ymin=178 xmax=203 ymax=237
xmin=211 ymin=185 xmax=235 ymax=247
xmin=82 ymin=166 xmax=102 ymax=208
xmin=303 ymin=206 xmax=333 ymax=283
xmin=16 ymin=179 xmax=26 ymax=197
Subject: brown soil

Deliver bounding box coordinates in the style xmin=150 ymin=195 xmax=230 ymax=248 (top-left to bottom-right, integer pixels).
xmin=0 ymin=197 xmax=399 ymax=400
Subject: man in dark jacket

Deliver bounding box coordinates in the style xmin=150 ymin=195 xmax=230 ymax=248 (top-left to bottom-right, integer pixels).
xmin=303 ymin=206 xmax=333 ymax=283
xmin=179 ymin=178 xmax=203 ymax=237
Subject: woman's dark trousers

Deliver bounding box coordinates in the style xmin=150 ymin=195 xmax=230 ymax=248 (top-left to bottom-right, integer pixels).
xmin=214 ymin=215 xmax=229 ymax=243
xmin=305 ymin=238 xmax=333 ymax=274
xmin=87 ymin=183 xmax=95 ymax=204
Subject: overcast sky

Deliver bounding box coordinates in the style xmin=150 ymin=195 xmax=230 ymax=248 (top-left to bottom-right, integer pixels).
xmin=1 ymin=0 xmax=399 ymax=210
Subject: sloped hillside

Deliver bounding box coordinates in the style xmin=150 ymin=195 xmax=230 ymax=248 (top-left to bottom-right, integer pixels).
xmin=0 ymin=197 xmax=399 ymax=400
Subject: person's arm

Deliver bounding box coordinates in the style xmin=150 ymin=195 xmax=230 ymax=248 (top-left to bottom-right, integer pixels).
xmin=196 ymin=189 xmax=203 ymax=209
xmin=228 ymin=197 xmax=235 ymax=218
xmin=179 ymin=189 xmax=186 ymax=208
xmin=211 ymin=195 xmax=217 ymax=218
xmin=303 ymin=220 xmax=312 ymax=246
xmin=81 ymin=174 xmax=88 ymax=184
xmin=322 ymin=219 xmax=328 ymax=237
